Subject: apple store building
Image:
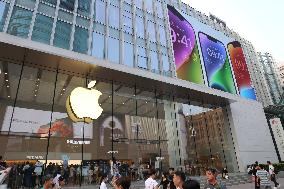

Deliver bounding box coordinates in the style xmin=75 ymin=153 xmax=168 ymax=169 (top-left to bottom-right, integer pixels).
xmin=0 ymin=0 xmax=278 ymax=185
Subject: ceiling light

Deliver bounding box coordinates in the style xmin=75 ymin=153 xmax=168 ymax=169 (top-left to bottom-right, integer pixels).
xmin=34 ymin=94 xmax=37 ymax=96
xmin=122 ymin=102 xmax=125 ymax=104
xmin=5 ymin=79 xmax=8 ymax=81
xmin=37 ymin=78 xmax=40 ymax=81
xmin=63 ymin=88 xmax=65 ymax=91
xmin=7 ymin=95 xmax=10 ymax=98
xmin=6 ymin=85 xmax=9 ymax=88
xmin=4 ymin=72 xmax=7 ymax=75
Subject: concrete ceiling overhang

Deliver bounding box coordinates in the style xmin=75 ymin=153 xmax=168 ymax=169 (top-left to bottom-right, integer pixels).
xmin=0 ymin=33 xmax=243 ymax=108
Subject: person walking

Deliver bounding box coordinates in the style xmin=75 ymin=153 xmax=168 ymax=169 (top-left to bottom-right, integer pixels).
xmin=112 ymin=177 xmax=131 ymax=189
xmin=173 ymin=171 xmax=186 ymax=189
xmin=40 ymin=175 xmax=53 ymax=189
xmin=99 ymin=174 xmax=108 ymax=189
xmin=168 ymin=168 xmax=176 ymax=189
xmin=145 ymin=169 xmax=159 ymax=189
xmin=203 ymin=168 xmax=227 ymax=189
xmin=256 ymin=165 xmax=272 ymax=189
xmin=159 ymin=172 xmax=169 ymax=189
xmin=267 ymin=161 xmax=280 ymax=188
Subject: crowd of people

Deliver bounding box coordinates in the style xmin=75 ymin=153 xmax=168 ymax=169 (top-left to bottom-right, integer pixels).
xmin=247 ymin=161 xmax=281 ymax=189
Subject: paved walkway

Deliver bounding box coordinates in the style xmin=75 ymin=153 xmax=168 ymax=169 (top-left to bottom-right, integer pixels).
xmin=229 ymin=178 xmax=284 ymax=189
xmin=64 ymin=178 xmax=284 ymax=189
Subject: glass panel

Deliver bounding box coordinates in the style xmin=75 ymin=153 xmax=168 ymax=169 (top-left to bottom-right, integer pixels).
xmin=47 ymin=73 xmax=85 ymax=187
xmin=76 ymin=16 xmax=90 ymax=28
xmin=16 ymin=0 xmax=36 ymax=10
xmin=147 ymin=21 xmax=156 ymax=42
xmin=108 ymin=37 xmax=120 ymax=63
xmin=31 ymin=14 xmax=53 ymax=44
xmin=59 ymin=0 xmax=75 ymax=11
xmin=94 ymin=0 xmax=105 ymax=24
xmin=7 ymin=7 xmax=33 ymax=38
xmin=137 ymin=46 xmax=147 ymax=69
xmin=73 ymin=26 xmax=88 ymax=54
xmin=156 ymin=1 xmax=163 ymax=18
xmin=38 ymin=3 xmax=56 ymax=17
xmin=0 ymin=2 xmax=9 ymax=32
xmin=134 ymin=0 xmax=142 ymax=8
xmin=77 ymin=0 xmax=91 ymax=17
xmin=145 ymin=0 xmax=153 ymax=13
xmin=159 ymin=25 xmax=166 ymax=46
xmin=109 ymin=5 xmax=119 ymax=29
xmin=42 ymin=0 xmax=57 ymax=5
xmin=124 ymin=42 xmax=133 ymax=67
xmin=58 ymin=9 xmax=73 ymax=22
xmin=162 ymin=54 xmax=170 ymax=76
xmin=91 ymin=32 xmax=104 ymax=59
xmin=123 ymin=10 xmax=132 ymax=34
xmin=53 ymin=21 xmax=72 ymax=50
xmin=136 ymin=16 xmax=144 ymax=38
xmin=150 ymin=51 xmax=159 ymax=73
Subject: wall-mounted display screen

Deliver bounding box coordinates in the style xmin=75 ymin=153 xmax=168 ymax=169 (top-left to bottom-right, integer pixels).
xmin=167 ymin=5 xmax=204 ymax=84
xmin=228 ymin=41 xmax=256 ymax=100
xmin=198 ymin=32 xmax=236 ymax=94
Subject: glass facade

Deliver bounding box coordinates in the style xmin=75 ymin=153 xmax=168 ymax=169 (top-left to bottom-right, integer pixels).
xmin=0 ymin=0 xmax=241 ymax=187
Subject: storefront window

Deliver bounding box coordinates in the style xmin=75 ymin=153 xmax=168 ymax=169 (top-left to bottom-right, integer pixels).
xmin=31 ymin=14 xmax=53 ymax=44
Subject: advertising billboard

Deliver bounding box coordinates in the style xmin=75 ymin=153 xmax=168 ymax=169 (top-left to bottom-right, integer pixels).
xmin=167 ymin=5 xmax=256 ymax=99
xmin=167 ymin=5 xmax=204 ymax=84
xmin=1 ymin=106 xmax=93 ymax=139
xmin=228 ymin=41 xmax=256 ymax=100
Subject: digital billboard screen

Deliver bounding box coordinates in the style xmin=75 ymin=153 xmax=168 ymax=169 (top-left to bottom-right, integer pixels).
xmin=227 ymin=41 xmax=256 ymax=100
xmin=167 ymin=5 xmax=204 ymax=84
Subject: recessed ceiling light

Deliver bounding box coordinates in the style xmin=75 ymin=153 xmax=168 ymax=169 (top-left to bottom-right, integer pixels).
xmin=34 ymin=94 xmax=37 ymax=96
xmin=5 ymin=79 xmax=8 ymax=81
xmin=7 ymin=95 xmax=10 ymax=98
xmin=4 ymin=72 xmax=7 ymax=75
xmin=63 ymin=88 xmax=65 ymax=91
xmin=6 ymin=85 xmax=9 ymax=88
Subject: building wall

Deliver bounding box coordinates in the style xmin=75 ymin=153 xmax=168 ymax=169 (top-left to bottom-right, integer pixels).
xmin=226 ymin=100 xmax=278 ymax=171
xmin=278 ymin=64 xmax=284 ymax=88
xmin=258 ymin=52 xmax=283 ymax=105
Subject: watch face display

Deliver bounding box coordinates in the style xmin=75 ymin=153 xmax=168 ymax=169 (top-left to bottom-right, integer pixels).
xmin=199 ymin=32 xmax=236 ymax=94
xmin=167 ymin=5 xmax=204 ymax=84
xmin=228 ymin=41 xmax=256 ymax=100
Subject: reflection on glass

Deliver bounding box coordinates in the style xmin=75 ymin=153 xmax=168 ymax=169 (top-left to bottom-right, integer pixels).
xmin=94 ymin=0 xmax=106 ymax=24
xmin=109 ymin=5 xmax=119 ymax=29
xmin=150 ymin=51 xmax=159 ymax=73
xmin=7 ymin=7 xmax=33 ymax=38
xmin=77 ymin=0 xmax=91 ymax=17
xmin=91 ymin=32 xmax=104 ymax=59
xmin=0 ymin=2 xmax=9 ymax=32
xmin=136 ymin=16 xmax=144 ymax=38
xmin=53 ymin=21 xmax=72 ymax=49
xmin=108 ymin=37 xmax=120 ymax=63
xmin=73 ymin=26 xmax=88 ymax=54
xmin=147 ymin=21 xmax=156 ymax=42
xmin=124 ymin=42 xmax=134 ymax=67
xmin=59 ymin=0 xmax=75 ymax=11
xmin=32 ymin=14 xmax=53 ymax=44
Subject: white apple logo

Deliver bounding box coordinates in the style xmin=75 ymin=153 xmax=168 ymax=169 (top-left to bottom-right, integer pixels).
xmin=66 ymin=81 xmax=103 ymax=123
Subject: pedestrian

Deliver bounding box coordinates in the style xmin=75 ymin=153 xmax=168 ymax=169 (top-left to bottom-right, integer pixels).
xmin=40 ymin=174 xmax=53 ymax=189
xmin=53 ymin=176 xmax=65 ymax=189
xmin=173 ymin=171 xmax=186 ymax=189
xmin=256 ymin=164 xmax=272 ymax=189
xmin=183 ymin=180 xmax=200 ymax=189
xmin=145 ymin=169 xmax=159 ymax=189
xmin=203 ymin=168 xmax=227 ymax=189
xmin=221 ymin=168 xmax=229 ymax=179
xmin=159 ymin=172 xmax=169 ymax=189
xmin=267 ymin=161 xmax=280 ymax=188
xmin=168 ymin=167 xmax=176 ymax=189
xmin=99 ymin=174 xmax=108 ymax=189
xmin=112 ymin=176 xmax=131 ymax=189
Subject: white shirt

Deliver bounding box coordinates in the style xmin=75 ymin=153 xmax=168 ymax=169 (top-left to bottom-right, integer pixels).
xmin=100 ymin=181 xmax=107 ymax=189
xmin=145 ymin=177 xmax=158 ymax=189
xmin=269 ymin=164 xmax=274 ymax=175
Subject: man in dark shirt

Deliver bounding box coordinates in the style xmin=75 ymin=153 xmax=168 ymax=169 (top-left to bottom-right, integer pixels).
xmin=168 ymin=167 xmax=176 ymax=189
xmin=204 ymin=168 xmax=227 ymax=189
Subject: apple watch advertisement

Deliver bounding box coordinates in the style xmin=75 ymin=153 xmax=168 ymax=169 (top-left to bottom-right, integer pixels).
xmin=227 ymin=41 xmax=257 ymax=100
xmin=1 ymin=106 xmax=93 ymax=139
xmin=167 ymin=5 xmax=204 ymax=84
xmin=198 ymin=32 xmax=236 ymax=94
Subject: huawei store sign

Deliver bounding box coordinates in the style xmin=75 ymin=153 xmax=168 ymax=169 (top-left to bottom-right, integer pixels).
xmin=66 ymin=81 xmax=103 ymax=123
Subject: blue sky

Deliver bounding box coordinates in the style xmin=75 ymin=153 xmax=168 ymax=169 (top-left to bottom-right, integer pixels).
xmin=181 ymin=0 xmax=284 ymax=65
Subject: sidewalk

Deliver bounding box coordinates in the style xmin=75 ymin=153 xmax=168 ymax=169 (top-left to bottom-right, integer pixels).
xmin=229 ymin=178 xmax=284 ymax=189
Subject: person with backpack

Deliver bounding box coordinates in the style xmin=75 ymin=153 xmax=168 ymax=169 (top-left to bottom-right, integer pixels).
xmin=267 ymin=161 xmax=280 ymax=188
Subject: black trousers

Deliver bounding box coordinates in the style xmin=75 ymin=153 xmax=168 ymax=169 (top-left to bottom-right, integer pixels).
xmin=271 ymin=174 xmax=279 ymax=187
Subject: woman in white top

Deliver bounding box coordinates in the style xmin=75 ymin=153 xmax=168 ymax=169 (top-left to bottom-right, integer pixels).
xmin=99 ymin=174 xmax=108 ymax=189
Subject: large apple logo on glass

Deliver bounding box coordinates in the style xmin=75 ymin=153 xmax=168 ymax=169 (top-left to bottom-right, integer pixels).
xmin=66 ymin=81 xmax=103 ymax=123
